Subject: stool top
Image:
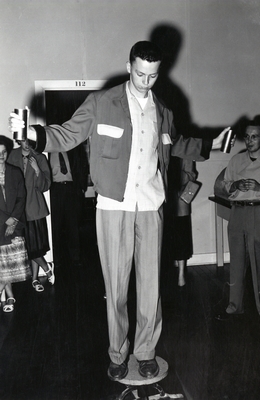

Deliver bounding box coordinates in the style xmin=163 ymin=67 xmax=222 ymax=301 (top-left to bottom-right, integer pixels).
xmin=119 ymin=355 xmax=168 ymax=386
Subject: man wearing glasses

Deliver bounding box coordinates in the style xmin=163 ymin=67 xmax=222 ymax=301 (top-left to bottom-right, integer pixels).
xmin=216 ymin=117 xmax=260 ymax=321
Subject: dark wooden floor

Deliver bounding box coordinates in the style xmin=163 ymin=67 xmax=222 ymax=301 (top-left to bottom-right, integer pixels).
xmin=1 ymin=206 xmax=260 ymax=400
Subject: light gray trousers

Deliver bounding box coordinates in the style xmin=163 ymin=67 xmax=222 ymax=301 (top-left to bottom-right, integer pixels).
xmin=96 ymin=207 xmax=163 ymax=364
xmin=227 ymin=205 xmax=260 ymax=315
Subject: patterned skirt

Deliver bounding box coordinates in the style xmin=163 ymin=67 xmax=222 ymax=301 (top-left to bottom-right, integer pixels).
xmin=0 ymin=236 xmax=31 ymax=283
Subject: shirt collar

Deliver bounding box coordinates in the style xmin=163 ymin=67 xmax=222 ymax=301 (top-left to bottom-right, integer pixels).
xmin=126 ymin=81 xmax=154 ymax=105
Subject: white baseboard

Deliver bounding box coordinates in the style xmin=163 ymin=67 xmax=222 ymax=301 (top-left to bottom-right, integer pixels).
xmin=188 ymin=252 xmax=230 ymax=266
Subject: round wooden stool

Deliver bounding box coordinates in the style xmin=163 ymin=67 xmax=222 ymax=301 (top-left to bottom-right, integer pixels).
xmin=114 ymin=355 xmax=184 ymax=400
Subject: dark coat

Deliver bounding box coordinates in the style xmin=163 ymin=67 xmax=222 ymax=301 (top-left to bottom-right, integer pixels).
xmin=0 ymin=163 xmax=26 ymax=245
xmin=8 ymin=147 xmax=51 ymax=221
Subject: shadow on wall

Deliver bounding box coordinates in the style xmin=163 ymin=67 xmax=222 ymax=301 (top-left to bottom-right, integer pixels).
xmin=103 ymin=23 xmax=250 ymax=141
xmin=26 ymin=23 xmax=253 ymax=143
xmin=149 ymin=23 xmax=250 ymax=141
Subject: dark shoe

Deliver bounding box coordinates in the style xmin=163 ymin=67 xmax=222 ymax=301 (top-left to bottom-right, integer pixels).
xmin=107 ymin=361 xmax=128 ymax=381
xmin=215 ymin=312 xmax=231 ymax=321
xmin=138 ymin=359 xmax=159 ymax=378
xmin=215 ymin=312 xmax=243 ymax=321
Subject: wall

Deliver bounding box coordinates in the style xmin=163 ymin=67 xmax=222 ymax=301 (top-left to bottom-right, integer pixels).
xmin=1 ymin=0 xmax=260 ymax=264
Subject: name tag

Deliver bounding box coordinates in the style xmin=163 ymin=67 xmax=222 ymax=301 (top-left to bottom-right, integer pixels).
xmin=162 ymin=133 xmax=172 ymax=145
xmin=97 ymin=124 xmax=124 ymax=138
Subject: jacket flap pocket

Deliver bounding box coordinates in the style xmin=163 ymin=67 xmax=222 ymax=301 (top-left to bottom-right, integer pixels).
xmin=97 ymin=124 xmax=124 ymax=138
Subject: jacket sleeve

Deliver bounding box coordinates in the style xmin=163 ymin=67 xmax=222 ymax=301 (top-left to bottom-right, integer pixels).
xmin=32 ymin=93 xmax=97 ymax=153
xmin=223 ymin=157 xmax=237 ymax=195
xmin=181 ymin=159 xmax=197 ymax=185
xmin=34 ymin=153 xmax=51 ymax=193
xmin=11 ymin=169 xmax=26 ymax=221
xmin=171 ymin=133 xmax=212 ymax=161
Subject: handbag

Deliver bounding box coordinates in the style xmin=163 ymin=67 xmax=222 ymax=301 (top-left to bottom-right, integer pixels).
xmin=179 ymin=181 xmax=201 ymax=204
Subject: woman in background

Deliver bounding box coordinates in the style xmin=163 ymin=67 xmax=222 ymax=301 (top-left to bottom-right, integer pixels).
xmin=8 ymin=139 xmax=54 ymax=292
xmin=166 ymin=156 xmax=197 ymax=287
xmin=0 ymin=136 xmax=31 ymax=312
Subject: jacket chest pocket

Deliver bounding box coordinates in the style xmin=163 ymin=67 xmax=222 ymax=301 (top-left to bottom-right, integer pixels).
xmin=97 ymin=124 xmax=124 ymax=159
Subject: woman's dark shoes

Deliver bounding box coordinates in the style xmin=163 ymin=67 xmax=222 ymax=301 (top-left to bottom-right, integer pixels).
xmin=107 ymin=361 xmax=128 ymax=381
xmin=138 ymin=358 xmax=159 ymax=378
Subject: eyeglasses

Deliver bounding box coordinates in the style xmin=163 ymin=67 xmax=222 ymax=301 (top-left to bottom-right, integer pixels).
xmin=244 ymin=134 xmax=260 ymax=141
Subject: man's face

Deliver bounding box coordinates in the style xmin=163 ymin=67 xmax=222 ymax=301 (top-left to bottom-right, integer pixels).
xmin=244 ymin=126 xmax=260 ymax=155
xmin=20 ymin=139 xmax=30 ymax=152
xmin=126 ymin=57 xmax=161 ymax=98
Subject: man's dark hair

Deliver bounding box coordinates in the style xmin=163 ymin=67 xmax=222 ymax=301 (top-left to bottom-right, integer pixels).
xmin=129 ymin=41 xmax=162 ymax=64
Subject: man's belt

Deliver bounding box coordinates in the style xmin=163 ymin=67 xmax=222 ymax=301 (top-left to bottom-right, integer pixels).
xmin=53 ymin=181 xmax=73 ymax=185
xmin=231 ymin=200 xmax=260 ymax=206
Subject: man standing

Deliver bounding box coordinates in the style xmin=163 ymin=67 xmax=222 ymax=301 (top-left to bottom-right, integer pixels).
xmin=49 ymin=146 xmax=88 ymax=268
xmin=216 ymin=117 xmax=260 ymax=321
xmin=10 ymin=41 xmax=227 ymax=380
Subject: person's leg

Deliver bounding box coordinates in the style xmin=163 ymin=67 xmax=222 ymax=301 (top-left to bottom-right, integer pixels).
xmin=31 ymin=259 xmax=40 ymax=282
xmin=31 ymin=256 xmax=54 ymax=291
xmin=50 ymin=184 xmax=64 ymax=266
xmin=31 ymin=258 xmax=44 ymax=292
xmin=133 ymin=207 xmax=163 ymax=362
xmin=177 ymin=260 xmax=186 ymax=287
xmin=0 ymin=282 xmax=6 ymax=306
xmin=96 ymin=209 xmax=135 ymax=365
xmin=65 ymin=187 xmax=81 ymax=263
xmin=3 ymin=283 xmax=15 ymax=312
xmin=247 ymin=206 xmax=260 ymax=315
xmin=0 ymin=282 xmax=6 ymax=293
xmin=5 ymin=283 xmax=14 ymax=299
xmin=226 ymin=207 xmax=248 ymax=314
xmin=34 ymin=256 xmax=54 ymax=283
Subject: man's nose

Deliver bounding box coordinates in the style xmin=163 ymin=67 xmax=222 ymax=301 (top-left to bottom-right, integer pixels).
xmin=143 ymin=75 xmax=149 ymax=85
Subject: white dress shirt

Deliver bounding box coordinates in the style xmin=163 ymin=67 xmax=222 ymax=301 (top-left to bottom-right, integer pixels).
xmin=97 ymin=82 xmax=165 ymax=211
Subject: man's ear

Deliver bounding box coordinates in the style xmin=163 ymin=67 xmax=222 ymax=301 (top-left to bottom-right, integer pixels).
xmin=126 ymin=61 xmax=131 ymax=74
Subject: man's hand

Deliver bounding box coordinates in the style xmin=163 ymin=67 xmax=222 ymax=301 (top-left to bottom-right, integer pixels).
xmin=9 ymin=112 xmax=36 ymax=141
xmin=9 ymin=112 xmax=25 ymax=132
xmin=212 ymin=127 xmax=233 ymax=150
xmin=29 ymin=156 xmax=40 ymax=176
xmin=231 ymin=179 xmax=260 ymax=192
xmin=241 ymin=179 xmax=260 ymax=192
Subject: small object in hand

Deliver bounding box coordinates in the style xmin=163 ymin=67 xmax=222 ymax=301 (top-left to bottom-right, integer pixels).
xmin=221 ymin=129 xmax=234 ymax=153
xmin=13 ymin=108 xmax=29 ymax=141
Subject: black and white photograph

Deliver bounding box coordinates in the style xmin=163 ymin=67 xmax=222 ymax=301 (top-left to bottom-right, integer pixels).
xmin=1 ymin=1 xmax=260 ymax=399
